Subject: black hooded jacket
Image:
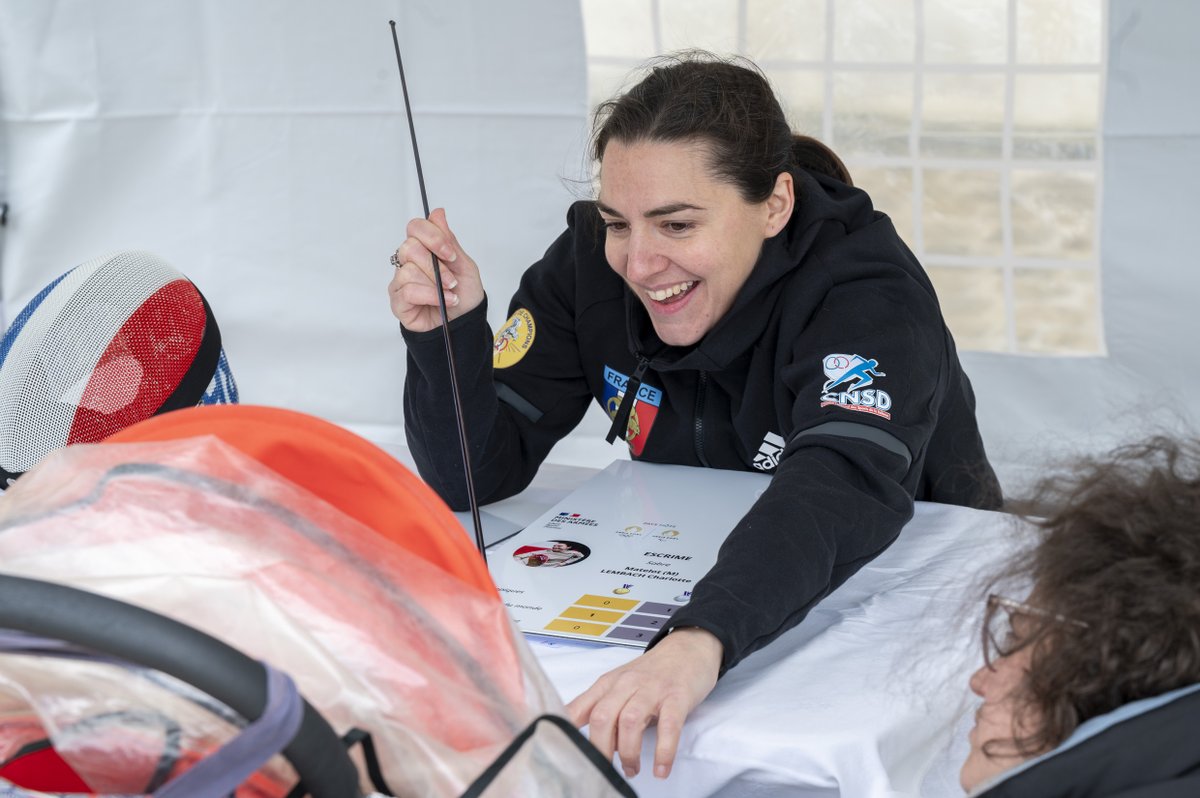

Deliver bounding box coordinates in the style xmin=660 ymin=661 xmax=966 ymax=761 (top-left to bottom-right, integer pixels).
xmin=403 ymin=169 xmax=1001 ymax=671
xmin=976 ymin=686 xmax=1200 ymax=797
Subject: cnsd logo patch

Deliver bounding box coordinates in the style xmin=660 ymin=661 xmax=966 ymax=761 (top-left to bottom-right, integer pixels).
xmin=493 ymin=308 xmax=535 ymax=369
xmin=819 ymin=353 xmax=893 ymax=420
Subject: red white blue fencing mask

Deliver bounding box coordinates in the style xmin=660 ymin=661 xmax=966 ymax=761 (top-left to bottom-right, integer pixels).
xmin=0 ymin=251 xmax=238 ymax=485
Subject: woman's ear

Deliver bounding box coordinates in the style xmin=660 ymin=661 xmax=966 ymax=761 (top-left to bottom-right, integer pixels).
xmin=764 ymin=172 xmax=795 ymax=237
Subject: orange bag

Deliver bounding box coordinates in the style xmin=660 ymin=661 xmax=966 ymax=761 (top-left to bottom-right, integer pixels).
xmin=0 ymin=408 xmax=566 ymax=795
xmin=104 ymin=404 xmax=494 ymax=595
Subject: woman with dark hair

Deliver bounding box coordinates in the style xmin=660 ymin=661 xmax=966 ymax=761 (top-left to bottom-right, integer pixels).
xmin=390 ymin=52 xmax=1001 ymax=779
xmin=962 ymin=437 xmax=1200 ymax=796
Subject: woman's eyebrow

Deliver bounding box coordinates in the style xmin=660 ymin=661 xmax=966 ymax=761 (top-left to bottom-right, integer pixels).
xmin=645 ymin=202 xmax=706 ymax=218
xmin=594 ymin=200 xmax=624 ymax=218
xmin=594 ymin=200 xmax=707 ymax=218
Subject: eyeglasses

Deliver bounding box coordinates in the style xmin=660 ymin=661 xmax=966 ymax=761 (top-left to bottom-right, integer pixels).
xmin=984 ymin=593 xmax=1089 ymax=659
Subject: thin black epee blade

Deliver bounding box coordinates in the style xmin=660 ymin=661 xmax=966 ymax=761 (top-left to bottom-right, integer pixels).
xmin=389 ymin=20 xmax=485 ymax=556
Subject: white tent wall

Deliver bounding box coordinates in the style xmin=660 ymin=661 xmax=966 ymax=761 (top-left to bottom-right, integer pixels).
xmin=0 ymin=0 xmax=602 ymax=457
xmin=0 ymin=1 xmax=1197 ymax=493
xmin=965 ymin=0 xmax=1200 ymax=492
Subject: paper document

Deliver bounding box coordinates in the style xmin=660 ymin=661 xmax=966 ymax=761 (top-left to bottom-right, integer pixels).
xmin=485 ymin=460 xmax=770 ymax=648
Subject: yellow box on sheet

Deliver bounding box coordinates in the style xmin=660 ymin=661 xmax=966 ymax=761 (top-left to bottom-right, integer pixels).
xmin=544 ymin=618 xmax=609 ymax=637
xmin=560 ymin=606 xmax=624 ymax=624
xmin=574 ymin=594 xmax=639 ymax=611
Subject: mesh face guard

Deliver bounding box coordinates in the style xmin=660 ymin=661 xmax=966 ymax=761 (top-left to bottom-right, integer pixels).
xmin=0 ymin=251 xmax=238 ymax=484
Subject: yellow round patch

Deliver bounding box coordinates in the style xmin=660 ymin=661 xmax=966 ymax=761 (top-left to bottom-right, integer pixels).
xmin=492 ymin=308 xmax=536 ymax=369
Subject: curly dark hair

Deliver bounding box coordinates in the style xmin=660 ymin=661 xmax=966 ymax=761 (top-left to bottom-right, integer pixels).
xmin=591 ymin=51 xmax=851 ymax=202
xmin=981 ymin=436 xmax=1200 ymax=758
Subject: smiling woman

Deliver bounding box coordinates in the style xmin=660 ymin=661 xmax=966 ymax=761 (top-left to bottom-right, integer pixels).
xmin=961 ymin=437 xmax=1200 ymax=796
xmin=390 ymin=51 xmax=1001 ymax=781
xmin=596 ymin=140 xmax=791 ymax=348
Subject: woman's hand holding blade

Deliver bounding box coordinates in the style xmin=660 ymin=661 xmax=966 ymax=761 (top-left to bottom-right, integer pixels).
xmin=389 ymin=208 xmax=485 ymax=332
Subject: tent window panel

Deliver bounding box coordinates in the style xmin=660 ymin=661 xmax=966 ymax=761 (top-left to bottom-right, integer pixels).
xmin=1013 ymin=74 xmax=1101 ymax=161
xmin=579 ymin=0 xmax=1106 ymax=356
xmin=927 ymin=266 xmax=1007 ymax=353
xmin=1017 ymin=0 xmax=1103 ymax=64
xmin=924 ymin=0 xmax=1007 ymax=64
xmin=1011 ymin=171 xmax=1096 ymax=261
xmin=745 ymin=0 xmax=825 ymax=62
xmin=1014 ymin=268 xmax=1101 ymax=355
xmin=580 ymin=0 xmax=658 ymax=59
xmin=832 ymin=72 xmax=913 ymax=157
xmin=658 ymin=0 xmax=739 ymax=54
xmin=833 ymin=0 xmax=915 ymax=63
xmin=921 ymin=74 xmax=1006 ymax=159
xmin=923 ymin=170 xmax=1003 ymax=258
xmin=774 ymin=69 xmax=826 ymax=140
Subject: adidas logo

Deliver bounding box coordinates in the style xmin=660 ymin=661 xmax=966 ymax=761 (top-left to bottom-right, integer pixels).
xmin=752 ymin=431 xmax=785 ymax=472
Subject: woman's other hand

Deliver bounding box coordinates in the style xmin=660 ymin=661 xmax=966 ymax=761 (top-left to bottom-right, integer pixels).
xmin=566 ymin=626 xmax=723 ymax=780
xmin=388 ymin=208 xmax=485 ymax=332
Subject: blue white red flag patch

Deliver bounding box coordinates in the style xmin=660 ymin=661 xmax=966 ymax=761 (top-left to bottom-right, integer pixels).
xmin=819 ymin=353 xmax=893 ymax=420
xmin=602 ymin=364 xmax=662 ymax=456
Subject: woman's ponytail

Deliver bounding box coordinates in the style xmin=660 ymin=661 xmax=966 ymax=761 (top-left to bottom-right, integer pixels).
xmin=790 ymin=135 xmax=853 ymax=186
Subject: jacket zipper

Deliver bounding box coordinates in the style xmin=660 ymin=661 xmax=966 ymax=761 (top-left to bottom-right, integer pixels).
xmin=605 ymin=355 xmax=651 ymax=445
xmin=694 ymin=371 xmax=710 ymax=467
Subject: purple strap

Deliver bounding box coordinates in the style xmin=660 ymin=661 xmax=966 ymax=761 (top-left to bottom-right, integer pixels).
xmin=0 ymin=629 xmax=305 ymax=797
xmin=153 ymin=663 xmax=303 ymax=798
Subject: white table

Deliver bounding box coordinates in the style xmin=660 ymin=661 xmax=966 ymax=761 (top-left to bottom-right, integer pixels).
xmin=381 ymin=444 xmax=1015 ymax=798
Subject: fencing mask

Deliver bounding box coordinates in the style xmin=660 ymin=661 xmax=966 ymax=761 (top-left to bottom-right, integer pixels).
xmin=0 ymin=251 xmax=238 ymax=485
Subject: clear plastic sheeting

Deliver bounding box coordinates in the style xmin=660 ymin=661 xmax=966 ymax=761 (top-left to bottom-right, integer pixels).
xmin=0 ymin=657 xmax=296 ymax=796
xmin=0 ymin=437 xmax=625 ymax=797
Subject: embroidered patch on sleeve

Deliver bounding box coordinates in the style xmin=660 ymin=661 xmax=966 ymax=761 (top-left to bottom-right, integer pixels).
xmin=492 ymin=308 xmax=536 ymax=369
xmin=602 ymin=364 xmax=662 ymax=456
xmin=819 ymin=353 xmax=893 ymax=420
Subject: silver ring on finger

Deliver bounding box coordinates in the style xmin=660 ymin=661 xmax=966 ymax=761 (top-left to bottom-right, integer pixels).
xmin=390 ymin=251 xmax=402 ymax=268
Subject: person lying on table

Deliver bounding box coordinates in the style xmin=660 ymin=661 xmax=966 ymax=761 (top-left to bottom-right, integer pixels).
xmin=389 ymin=51 xmax=1002 ymax=780
xmin=961 ymin=436 xmax=1200 ymax=797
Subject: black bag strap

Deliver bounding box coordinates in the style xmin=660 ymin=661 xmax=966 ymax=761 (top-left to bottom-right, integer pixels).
xmin=340 ymin=728 xmax=395 ymax=797
xmin=460 ymin=714 xmax=638 ymax=798
xmin=285 ymin=727 xmax=394 ymax=798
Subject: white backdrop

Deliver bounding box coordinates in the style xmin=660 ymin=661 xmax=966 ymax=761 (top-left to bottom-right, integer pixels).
xmin=0 ymin=0 xmax=605 ymax=459
xmin=963 ymin=0 xmax=1200 ymax=489
xmin=1 ymin=0 xmax=1197 ymax=491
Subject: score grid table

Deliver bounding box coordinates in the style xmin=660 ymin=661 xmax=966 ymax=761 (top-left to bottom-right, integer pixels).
xmin=544 ymin=595 xmax=679 ymax=643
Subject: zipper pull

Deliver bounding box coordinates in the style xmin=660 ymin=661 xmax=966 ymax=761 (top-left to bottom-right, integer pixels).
xmin=605 ymin=357 xmax=650 ymax=445
xmin=694 ymin=370 xmax=710 ymax=468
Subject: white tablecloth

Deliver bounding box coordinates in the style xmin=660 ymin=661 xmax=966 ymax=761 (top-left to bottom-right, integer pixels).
xmin=528 ymin=501 xmax=1019 ymax=798
xmin=382 ymin=445 xmax=1021 ymax=797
